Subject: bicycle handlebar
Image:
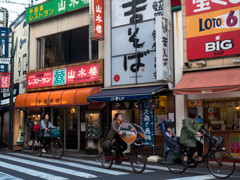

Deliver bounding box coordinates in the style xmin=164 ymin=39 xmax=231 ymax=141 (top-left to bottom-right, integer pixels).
xmin=199 ymin=124 xmax=210 ymax=139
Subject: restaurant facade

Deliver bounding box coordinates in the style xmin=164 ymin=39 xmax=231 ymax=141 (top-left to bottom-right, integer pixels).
xmin=14 ymin=0 xmax=105 ymax=152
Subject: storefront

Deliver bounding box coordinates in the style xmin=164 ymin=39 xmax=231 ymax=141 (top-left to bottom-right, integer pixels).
xmin=14 ymin=60 xmax=104 ymax=152
xmin=88 ymin=85 xmax=175 ymax=155
xmin=174 ymin=68 xmax=240 ymax=158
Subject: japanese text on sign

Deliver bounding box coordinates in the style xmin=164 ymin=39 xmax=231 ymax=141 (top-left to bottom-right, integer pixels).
xmin=139 ymin=100 xmax=154 ymax=146
xmin=111 ymin=0 xmax=170 ymax=86
xmin=0 ymin=73 xmax=10 ymax=88
xmin=26 ymin=0 xmax=90 ymax=23
xmin=27 ymin=62 xmax=100 ymax=89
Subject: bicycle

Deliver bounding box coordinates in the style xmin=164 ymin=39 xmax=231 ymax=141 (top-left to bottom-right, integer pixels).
xmin=32 ymin=128 xmax=64 ymax=159
xmin=165 ymin=125 xmax=235 ymax=179
xmin=101 ymin=123 xmax=147 ymax=173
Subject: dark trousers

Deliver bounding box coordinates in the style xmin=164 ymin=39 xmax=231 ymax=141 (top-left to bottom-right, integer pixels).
xmin=186 ymin=140 xmax=203 ymax=158
xmin=113 ymin=138 xmax=127 ymax=157
xmin=43 ymin=137 xmax=51 ymax=151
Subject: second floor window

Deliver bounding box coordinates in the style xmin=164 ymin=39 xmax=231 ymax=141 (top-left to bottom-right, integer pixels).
xmin=37 ymin=26 xmax=98 ymax=69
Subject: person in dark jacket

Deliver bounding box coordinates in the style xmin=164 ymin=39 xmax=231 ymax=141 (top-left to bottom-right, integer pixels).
xmin=180 ymin=107 xmax=203 ymax=165
xmin=107 ymin=113 xmax=127 ymax=161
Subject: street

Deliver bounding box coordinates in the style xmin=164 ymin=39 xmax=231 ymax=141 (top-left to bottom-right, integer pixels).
xmin=0 ymin=152 xmax=239 ymax=180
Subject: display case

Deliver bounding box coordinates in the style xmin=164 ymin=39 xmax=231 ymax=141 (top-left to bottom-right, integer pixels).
xmin=85 ymin=111 xmax=100 ymax=139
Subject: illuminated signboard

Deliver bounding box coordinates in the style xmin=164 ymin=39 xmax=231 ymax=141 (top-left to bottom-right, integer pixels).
xmin=26 ymin=0 xmax=89 ymax=23
xmin=26 ymin=60 xmax=103 ymax=91
xmin=90 ymin=0 xmax=104 ymax=40
xmin=186 ymin=1 xmax=240 ymax=60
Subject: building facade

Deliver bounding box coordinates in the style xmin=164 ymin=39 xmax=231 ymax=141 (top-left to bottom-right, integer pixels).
xmin=87 ymin=0 xmax=176 ymax=155
xmin=174 ymin=0 xmax=240 ymax=158
xmin=14 ymin=0 xmax=104 ymax=152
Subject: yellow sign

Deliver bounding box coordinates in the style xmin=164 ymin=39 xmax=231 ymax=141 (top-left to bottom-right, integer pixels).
xmin=186 ymin=7 xmax=240 ymax=38
xmin=188 ymin=100 xmax=203 ymax=107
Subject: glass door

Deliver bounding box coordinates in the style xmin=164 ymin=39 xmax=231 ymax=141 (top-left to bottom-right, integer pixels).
xmin=65 ymin=107 xmax=79 ymax=150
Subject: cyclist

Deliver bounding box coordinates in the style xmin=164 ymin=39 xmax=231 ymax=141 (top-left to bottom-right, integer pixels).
xmin=180 ymin=107 xmax=203 ymax=166
xmin=107 ymin=113 xmax=127 ymax=163
xmin=40 ymin=113 xmax=57 ymax=153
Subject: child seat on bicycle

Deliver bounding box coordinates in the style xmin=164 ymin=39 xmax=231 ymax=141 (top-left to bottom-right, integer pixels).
xmin=160 ymin=120 xmax=180 ymax=155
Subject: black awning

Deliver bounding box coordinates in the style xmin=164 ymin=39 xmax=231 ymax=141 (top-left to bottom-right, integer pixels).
xmin=87 ymin=85 xmax=165 ymax=102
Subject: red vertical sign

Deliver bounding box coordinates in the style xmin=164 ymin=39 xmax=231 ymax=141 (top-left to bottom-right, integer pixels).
xmin=0 ymin=73 xmax=10 ymax=88
xmin=94 ymin=0 xmax=104 ymax=40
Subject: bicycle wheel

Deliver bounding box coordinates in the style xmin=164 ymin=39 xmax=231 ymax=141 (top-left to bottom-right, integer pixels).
xmin=32 ymin=139 xmax=43 ymax=156
xmin=101 ymin=151 xmax=113 ymax=169
xmin=130 ymin=152 xmax=147 ymax=173
xmin=207 ymin=150 xmax=235 ymax=179
xmin=166 ymin=151 xmax=187 ymax=174
xmin=51 ymin=139 xmax=64 ymax=159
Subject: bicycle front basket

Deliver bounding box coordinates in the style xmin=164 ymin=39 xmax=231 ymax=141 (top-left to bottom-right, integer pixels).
xmin=211 ymin=136 xmax=224 ymax=150
xmin=51 ymin=129 xmax=61 ymax=138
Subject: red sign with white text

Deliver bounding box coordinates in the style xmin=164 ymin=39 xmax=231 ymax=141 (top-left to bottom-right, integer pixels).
xmin=186 ymin=0 xmax=240 ymax=16
xmin=0 ymin=73 xmax=10 ymax=88
xmin=67 ymin=63 xmax=99 ymax=84
xmin=27 ymin=71 xmax=53 ymax=89
xmin=186 ymin=1 xmax=240 ymax=60
xmin=26 ymin=62 xmax=101 ymax=90
xmin=187 ymin=30 xmax=240 ymax=59
xmin=94 ymin=0 xmax=104 ymax=40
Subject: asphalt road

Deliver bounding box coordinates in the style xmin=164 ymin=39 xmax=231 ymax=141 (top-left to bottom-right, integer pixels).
xmin=0 ymin=151 xmax=239 ymax=180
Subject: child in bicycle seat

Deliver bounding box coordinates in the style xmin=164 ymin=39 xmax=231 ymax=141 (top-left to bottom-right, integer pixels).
xmin=165 ymin=126 xmax=176 ymax=139
xmin=33 ymin=121 xmax=40 ymax=139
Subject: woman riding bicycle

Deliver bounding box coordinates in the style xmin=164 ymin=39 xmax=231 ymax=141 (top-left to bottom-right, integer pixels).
xmin=40 ymin=113 xmax=57 ymax=153
xmin=180 ymin=107 xmax=203 ymax=166
xmin=107 ymin=113 xmax=127 ymax=162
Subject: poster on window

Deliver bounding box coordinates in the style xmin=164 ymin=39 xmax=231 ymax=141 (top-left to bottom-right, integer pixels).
xmin=230 ymin=133 xmax=240 ymax=157
xmin=139 ymin=100 xmax=154 ymax=146
xmin=186 ymin=1 xmax=240 ymax=60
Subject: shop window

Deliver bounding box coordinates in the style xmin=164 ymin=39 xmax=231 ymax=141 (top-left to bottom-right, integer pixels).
xmin=37 ymin=26 xmax=98 ymax=69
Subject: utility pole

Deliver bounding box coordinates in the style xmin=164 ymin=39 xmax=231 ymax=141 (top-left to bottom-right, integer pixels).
xmin=9 ymin=30 xmax=14 ymax=151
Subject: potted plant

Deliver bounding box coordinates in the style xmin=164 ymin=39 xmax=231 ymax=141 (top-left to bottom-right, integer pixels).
xmin=85 ymin=146 xmax=99 ymax=155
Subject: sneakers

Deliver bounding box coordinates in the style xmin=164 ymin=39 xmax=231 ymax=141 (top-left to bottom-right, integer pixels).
xmin=42 ymin=148 xmax=47 ymax=153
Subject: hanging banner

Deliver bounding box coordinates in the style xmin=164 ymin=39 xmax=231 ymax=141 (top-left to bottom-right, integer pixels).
xmin=0 ymin=73 xmax=10 ymax=88
xmin=139 ymin=100 xmax=154 ymax=146
xmin=156 ymin=16 xmax=169 ymax=81
xmin=90 ymin=0 xmax=104 ymax=40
